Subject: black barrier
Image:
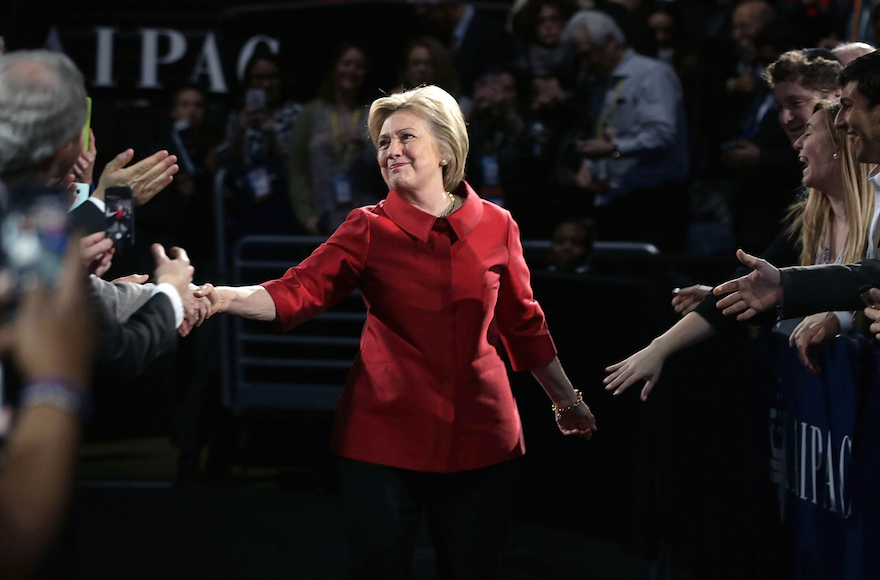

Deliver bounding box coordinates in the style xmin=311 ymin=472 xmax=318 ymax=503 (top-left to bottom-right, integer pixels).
xmin=753 ymin=331 xmax=880 ymax=580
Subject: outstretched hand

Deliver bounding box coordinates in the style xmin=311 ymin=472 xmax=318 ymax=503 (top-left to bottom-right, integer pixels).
xmin=94 ymin=149 xmax=179 ymax=206
xmin=671 ymin=284 xmax=712 ymax=316
xmin=604 ymin=343 xmax=666 ymax=401
xmin=713 ymin=249 xmax=782 ymax=321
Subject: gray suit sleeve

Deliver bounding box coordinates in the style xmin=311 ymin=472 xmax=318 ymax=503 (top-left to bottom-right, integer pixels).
xmin=90 ymin=275 xmax=157 ymax=323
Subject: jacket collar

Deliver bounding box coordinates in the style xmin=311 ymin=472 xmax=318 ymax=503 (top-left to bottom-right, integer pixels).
xmin=383 ymin=181 xmax=483 ymax=243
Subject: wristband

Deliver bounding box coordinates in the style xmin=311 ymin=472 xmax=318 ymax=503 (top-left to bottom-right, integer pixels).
xmin=20 ymin=377 xmax=93 ymax=421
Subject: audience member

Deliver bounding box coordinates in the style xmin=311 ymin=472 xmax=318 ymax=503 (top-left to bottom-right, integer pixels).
xmin=715 ymin=52 xmax=880 ymax=342
xmin=0 ymin=245 xmax=96 ymax=580
xmin=0 ymin=50 xmax=198 ymax=381
xmin=414 ymin=0 xmax=511 ymax=98
xmin=606 ymin=100 xmax=872 ymax=397
xmin=508 ymin=0 xmax=578 ymax=116
xmin=397 ymin=35 xmax=461 ymax=98
xmin=559 ymin=10 xmax=690 ymax=252
xmin=722 ymin=30 xmax=807 ymax=254
xmin=136 ymin=84 xmax=222 ymax=276
xmin=288 ymin=43 xmax=382 ymax=235
xmin=217 ymin=50 xmax=301 ymax=239
xmin=546 ymin=218 xmax=593 ymax=273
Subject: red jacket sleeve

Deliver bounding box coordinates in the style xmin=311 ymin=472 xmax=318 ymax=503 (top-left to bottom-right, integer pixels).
xmin=495 ymin=212 xmax=557 ymax=371
xmin=261 ymin=209 xmax=369 ymax=333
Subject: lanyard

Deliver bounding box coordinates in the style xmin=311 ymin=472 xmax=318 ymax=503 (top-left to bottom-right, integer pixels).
xmin=596 ymin=79 xmax=625 ymax=139
xmin=330 ymin=108 xmax=362 ymax=160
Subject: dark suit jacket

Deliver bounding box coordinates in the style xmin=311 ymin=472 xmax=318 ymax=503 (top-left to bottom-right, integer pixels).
xmin=780 ymin=260 xmax=880 ymax=318
xmin=68 ymin=198 xmax=105 ymax=235
xmin=93 ymin=288 xmax=178 ymax=380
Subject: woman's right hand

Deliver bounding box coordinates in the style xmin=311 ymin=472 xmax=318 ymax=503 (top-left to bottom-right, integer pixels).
xmin=194 ymin=283 xmax=228 ymax=319
xmin=604 ymin=343 xmax=667 ymax=401
xmin=671 ymin=284 xmax=711 ymax=316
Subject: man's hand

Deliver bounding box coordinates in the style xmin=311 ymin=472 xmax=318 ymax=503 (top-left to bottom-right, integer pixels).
xmin=94 ymin=149 xmax=179 ymax=206
xmin=72 ymin=130 xmax=97 ymax=184
xmin=714 ymin=249 xmax=783 ymax=321
xmin=790 ymin=313 xmax=840 ymax=373
xmin=151 ymin=244 xmax=193 ymax=298
xmin=863 ymin=287 xmax=880 ymax=340
xmin=179 ymin=284 xmax=210 ymax=337
xmin=111 ymin=273 xmax=149 ymax=284
xmin=79 ymin=232 xmax=115 ymax=277
xmin=577 ymin=138 xmax=616 ymax=158
xmin=671 ymin=284 xmax=712 ymax=316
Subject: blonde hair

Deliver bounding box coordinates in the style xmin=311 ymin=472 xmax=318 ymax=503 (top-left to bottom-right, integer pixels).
xmin=368 ymin=85 xmax=468 ymax=193
xmin=787 ymin=100 xmax=873 ymax=266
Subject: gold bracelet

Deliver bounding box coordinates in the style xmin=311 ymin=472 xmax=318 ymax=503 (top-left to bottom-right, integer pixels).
xmin=551 ymin=389 xmax=583 ymax=420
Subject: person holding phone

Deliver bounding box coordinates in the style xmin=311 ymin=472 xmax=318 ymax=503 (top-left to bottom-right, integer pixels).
xmin=216 ymin=50 xmax=301 ymax=239
xmin=198 ymin=85 xmax=596 ymax=578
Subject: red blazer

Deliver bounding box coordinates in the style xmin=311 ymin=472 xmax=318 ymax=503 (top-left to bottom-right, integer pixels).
xmin=262 ymin=182 xmax=557 ymax=472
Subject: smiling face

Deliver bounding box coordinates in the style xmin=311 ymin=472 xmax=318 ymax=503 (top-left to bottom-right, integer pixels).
xmin=836 ymin=80 xmax=880 ymax=164
xmin=377 ymin=110 xmax=446 ymax=196
xmin=405 ymin=45 xmax=434 ymax=87
xmin=794 ymin=109 xmax=840 ymax=191
xmin=334 ymin=47 xmax=367 ymax=94
xmin=773 ymin=80 xmax=823 ymax=145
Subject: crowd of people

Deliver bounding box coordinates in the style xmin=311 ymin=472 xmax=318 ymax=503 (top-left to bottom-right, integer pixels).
xmin=5 ymin=0 xmax=880 ymax=578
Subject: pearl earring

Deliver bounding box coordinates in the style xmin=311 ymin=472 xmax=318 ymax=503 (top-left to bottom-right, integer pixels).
xmin=833 ymin=152 xmax=839 ymax=159
xmin=440 ymin=159 xmax=448 ymax=166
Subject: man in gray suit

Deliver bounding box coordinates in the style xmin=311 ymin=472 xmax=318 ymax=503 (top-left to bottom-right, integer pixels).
xmin=714 ymin=51 xmax=880 ymax=340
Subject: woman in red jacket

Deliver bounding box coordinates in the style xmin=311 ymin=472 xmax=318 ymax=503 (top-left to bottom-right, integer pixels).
xmin=199 ymin=85 xmax=595 ymax=579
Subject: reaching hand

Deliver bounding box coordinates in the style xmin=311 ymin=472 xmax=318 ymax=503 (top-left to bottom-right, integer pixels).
xmin=864 ymin=288 xmax=880 ymax=340
xmin=151 ymin=244 xmax=193 ymax=299
xmin=179 ymin=284 xmax=210 ymax=337
xmin=604 ymin=343 xmax=666 ymax=401
xmin=713 ymin=249 xmax=783 ymax=321
xmin=94 ymin=149 xmax=179 ymax=206
xmin=79 ymin=232 xmax=115 ymax=277
xmin=193 ymin=283 xmax=228 ymax=319
xmin=790 ymin=313 xmax=840 ymax=373
xmin=671 ymin=284 xmax=712 ymax=316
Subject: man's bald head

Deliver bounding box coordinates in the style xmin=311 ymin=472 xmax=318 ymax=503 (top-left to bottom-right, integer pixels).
xmin=0 ymin=50 xmax=88 ymax=177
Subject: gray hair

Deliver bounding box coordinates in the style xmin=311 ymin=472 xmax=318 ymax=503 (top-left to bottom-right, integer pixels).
xmin=0 ymin=50 xmax=88 ymax=175
xmin=562 ymin=10 xmax=626 ymax=50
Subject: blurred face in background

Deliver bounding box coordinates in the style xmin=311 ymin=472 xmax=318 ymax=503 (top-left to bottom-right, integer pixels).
xmin=536 ymin=4 xmax=565 ymax=47
xmin=248 ymin=59 xmax=282 ymax=106
xmin=334 ymin=47 xmax=367 ymax=94
xmin=648 ymin=12 xmax=674 ymax=49
xmin=171 ymin=88 xmax=206 ymax=128
xmin=549 ymin=222 xmax=590 ymax=271
xmin=405 ymin=45 xmax=435 ymax=87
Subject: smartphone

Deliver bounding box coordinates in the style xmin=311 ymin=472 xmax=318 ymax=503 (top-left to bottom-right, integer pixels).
xmin=0 ymin=188 xmax=69 ymax=291
xmin=245 ymin=87 xmax=266 ymax=109
xmin=105 ymin=185 xmax=134 ymax=251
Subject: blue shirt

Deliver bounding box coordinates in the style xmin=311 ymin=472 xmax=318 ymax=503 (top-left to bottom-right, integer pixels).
xmin=596 ymin=49 xmax=690 ymax=205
